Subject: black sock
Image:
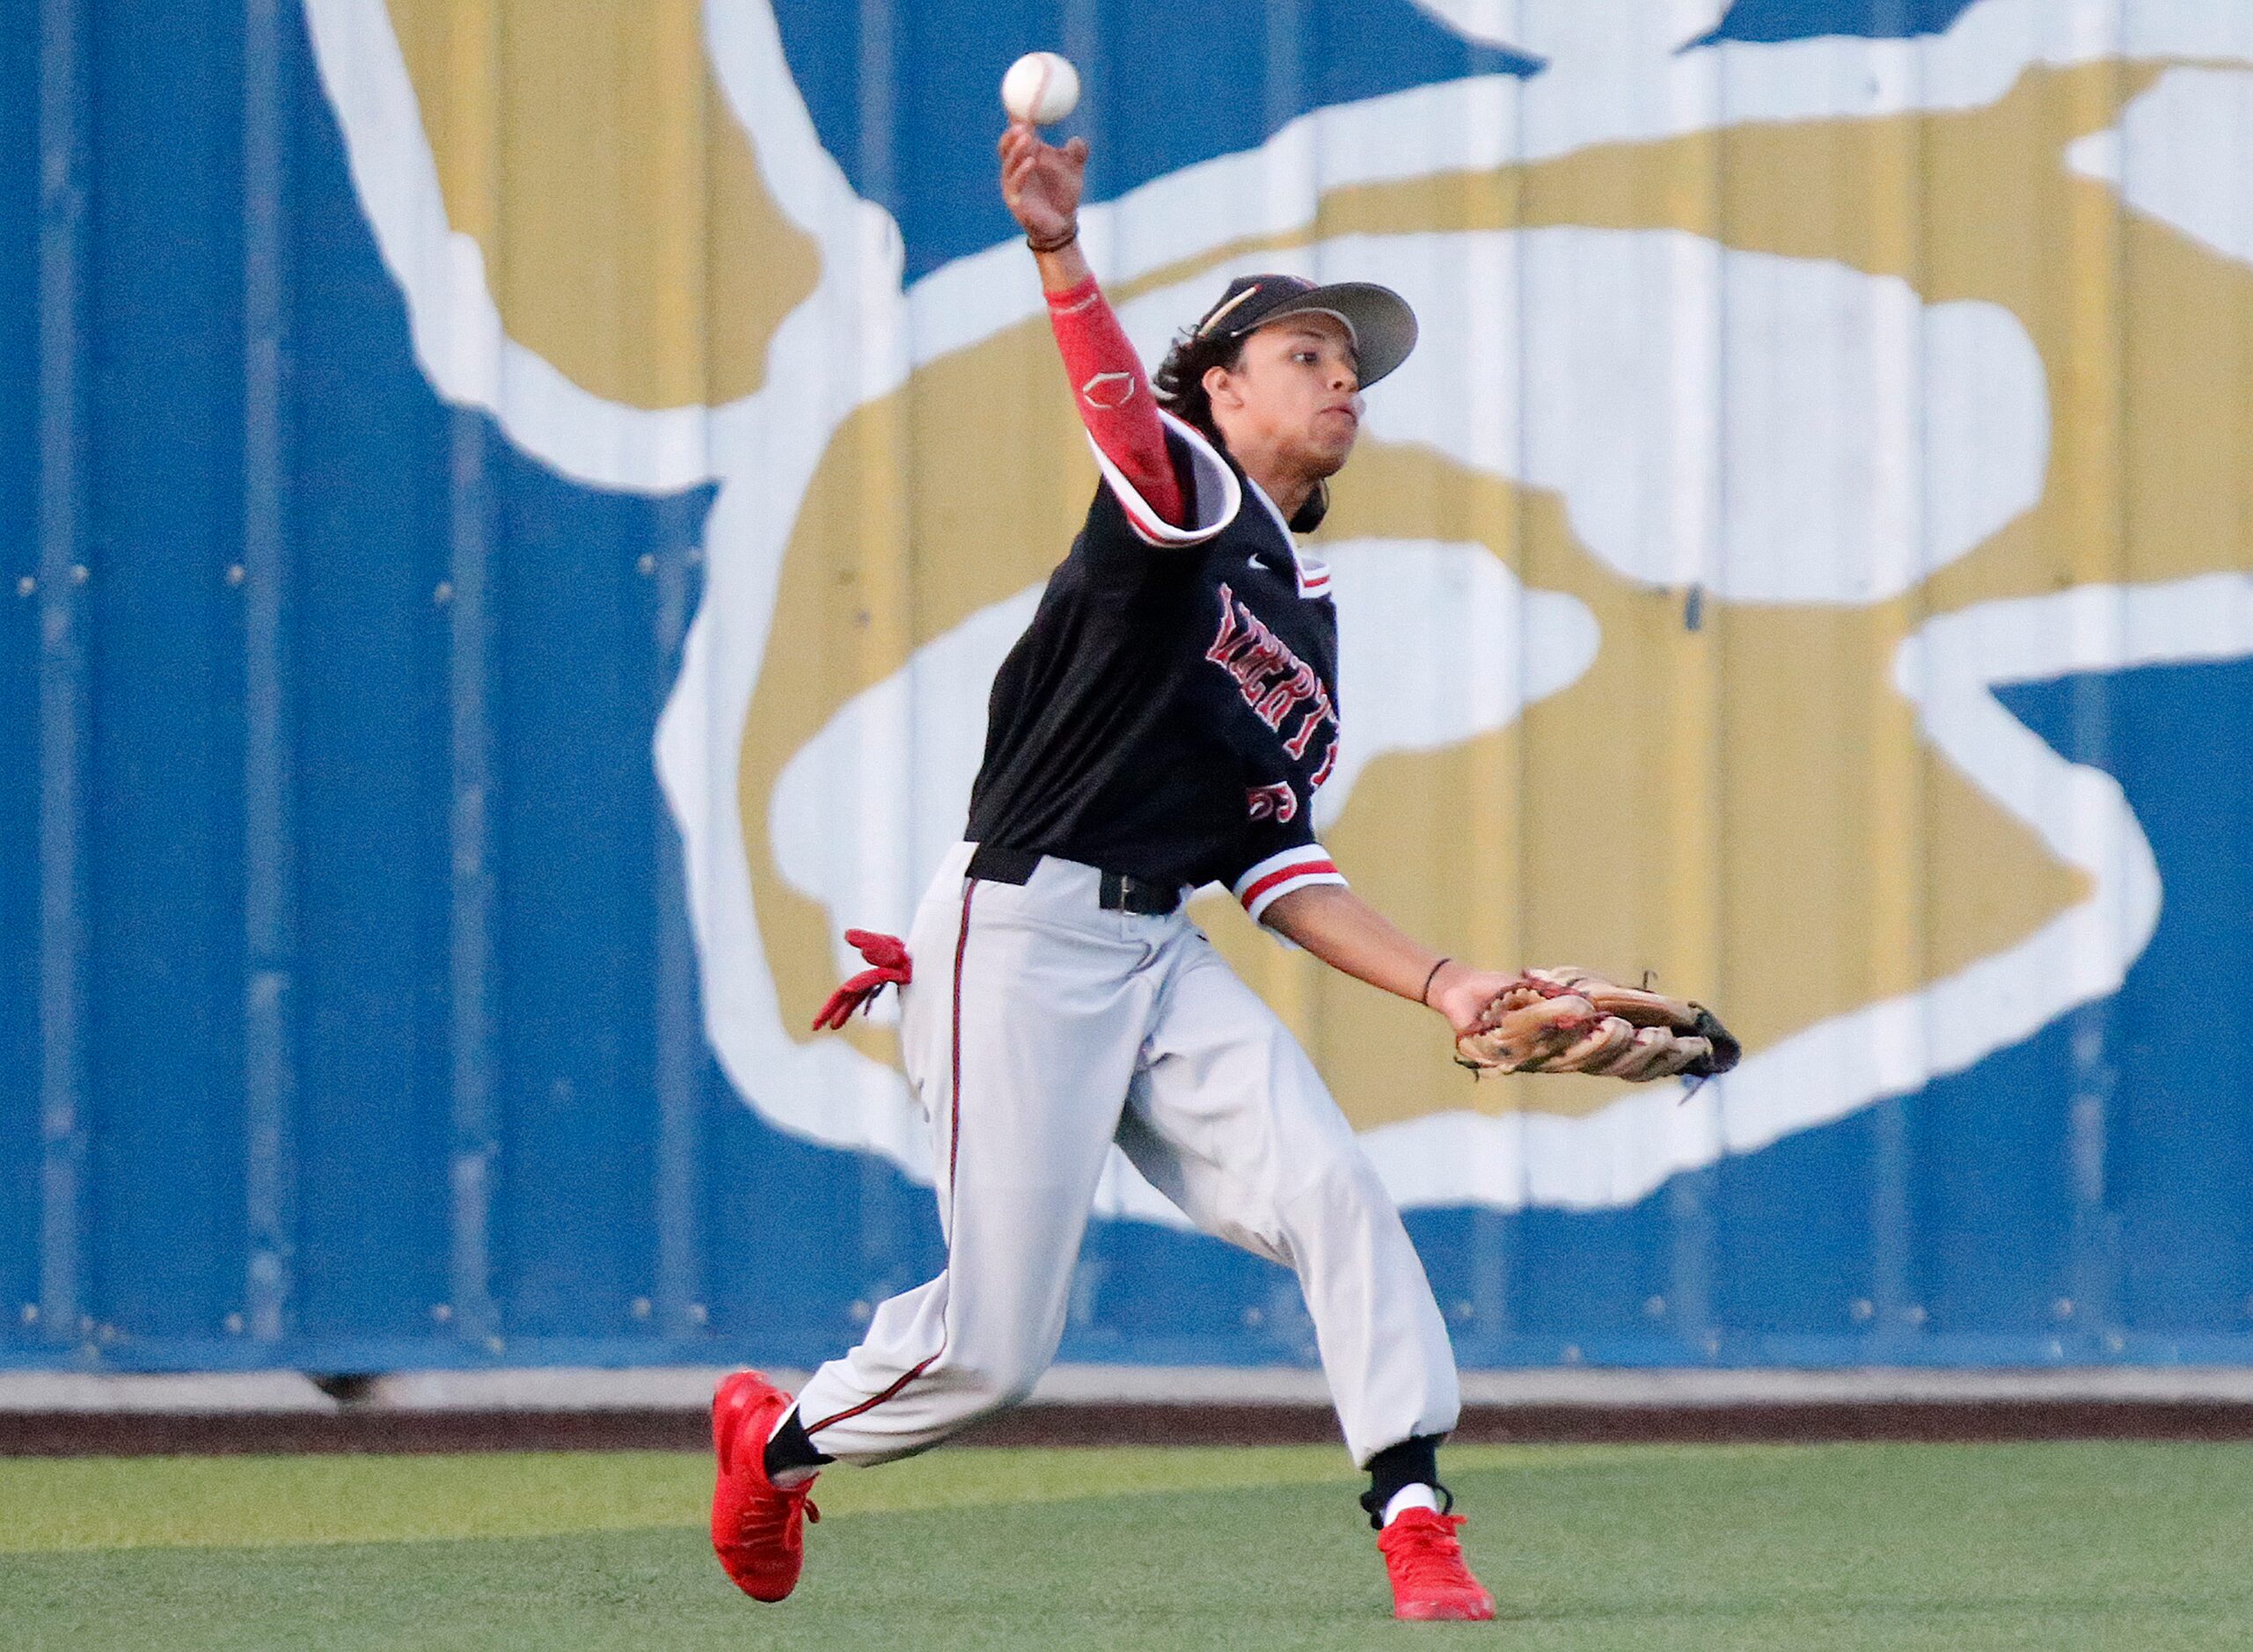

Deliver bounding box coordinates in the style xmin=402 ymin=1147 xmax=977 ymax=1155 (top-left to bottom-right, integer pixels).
xmin=762 ymin=1409 xmax=833 ymax=1480
xmin=1360 ymin=1433 xmax=1447 ymax=1530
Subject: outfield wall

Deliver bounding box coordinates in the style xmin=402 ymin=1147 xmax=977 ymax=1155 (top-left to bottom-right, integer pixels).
xmin=8 ymin=1 xmax=2253 ymax=1376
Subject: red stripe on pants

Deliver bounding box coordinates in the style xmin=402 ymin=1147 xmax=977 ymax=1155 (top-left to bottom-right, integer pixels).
xmin=805 ymin=881 xmax=978 ymax=1438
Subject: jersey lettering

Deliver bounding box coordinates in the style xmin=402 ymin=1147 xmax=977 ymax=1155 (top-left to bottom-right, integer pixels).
xmin=1254 ymin=662 xmax=1318 ymax=727
xmin=1282 ymin=705 xmax=1328 ymax=762
xmin=1207 ymin=584 xmax=1340 ymax=780
xmin=1232 ymin=640 xmax=1290 ymax=703
xmin=1208 ymin=605 xmax=1291 ymax=705
xmin=1208 ymin=582 xmax=1335 ymax=729
xmin=970 ymin=471 xmax=1343 ymax=893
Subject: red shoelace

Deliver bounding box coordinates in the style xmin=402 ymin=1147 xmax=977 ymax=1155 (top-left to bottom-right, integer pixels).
xmin=731 ymin=1477 xmax=820 ymax=1546
xmin=1379 ymin=1510 xmax=1483 ymax=1594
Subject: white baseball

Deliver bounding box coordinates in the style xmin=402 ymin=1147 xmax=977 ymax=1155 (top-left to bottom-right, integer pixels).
xmin=1001 ymin=52 xmax=1080 ymax=126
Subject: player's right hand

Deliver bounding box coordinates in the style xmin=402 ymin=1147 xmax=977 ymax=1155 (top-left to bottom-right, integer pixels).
xmin=999 ymin=122 xmax=1086 ymax=245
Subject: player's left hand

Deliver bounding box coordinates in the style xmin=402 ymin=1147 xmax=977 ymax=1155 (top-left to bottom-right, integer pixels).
xmin=999 ymin=121 xmax=1086 ymax=245
xmin=1426 ymin=964 xmax=1525 ymax=1039
xmin=1452 ymin=967 xmax=1742 ymax=1082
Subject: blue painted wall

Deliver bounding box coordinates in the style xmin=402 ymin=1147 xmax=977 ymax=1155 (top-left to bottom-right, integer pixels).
xmin=770 ymin=0 xmax=1540 ymax=281
xmin=4 ymin=1 xmax=2251 ymax=1377
xmin=1693 ymin=1 xmax=1982 ymax=48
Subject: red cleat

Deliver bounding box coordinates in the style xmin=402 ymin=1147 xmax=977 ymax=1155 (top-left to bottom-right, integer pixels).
xmin=1378 ymin=1508 xmax=1497 ymax=1621
xmin=711 ymin=1369 xmax=821 ymax=1602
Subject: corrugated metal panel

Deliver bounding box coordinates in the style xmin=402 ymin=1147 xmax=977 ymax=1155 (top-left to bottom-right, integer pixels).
xmin=4 ymin=2 xmax=2253 ymax=1375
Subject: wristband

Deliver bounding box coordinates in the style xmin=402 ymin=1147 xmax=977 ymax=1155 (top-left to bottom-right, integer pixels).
xmin=1025 ymin=219 xmax=1079 ymax=254
xmin=1419 ymin=957 xmax=1452 ymax=1007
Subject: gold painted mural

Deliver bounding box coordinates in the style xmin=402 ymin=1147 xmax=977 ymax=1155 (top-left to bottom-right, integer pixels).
xmin=322 ymin=2 xmax=2253 ymax=1195
xmin=386 ymin=0 xmax=817 ymax=407
xmin=736 ymin=59 xmax=2253 ymax=1128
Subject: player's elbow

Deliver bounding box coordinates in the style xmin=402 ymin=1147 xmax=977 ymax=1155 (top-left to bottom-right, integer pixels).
xmin=1262 ymin=881 xmax=1348 ymax=945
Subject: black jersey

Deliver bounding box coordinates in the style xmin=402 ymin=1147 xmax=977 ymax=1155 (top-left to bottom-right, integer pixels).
xmin=964 ymin=413 xmax=1348 ymax=921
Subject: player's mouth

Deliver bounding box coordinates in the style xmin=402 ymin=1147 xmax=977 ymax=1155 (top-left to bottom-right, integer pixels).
xmin=1320 ymin=403 xmax=1359 ymax=429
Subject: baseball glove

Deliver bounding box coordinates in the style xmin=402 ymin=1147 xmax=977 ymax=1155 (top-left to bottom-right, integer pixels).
xmin=1455 ymin=967 xmax=1741 ymax=1083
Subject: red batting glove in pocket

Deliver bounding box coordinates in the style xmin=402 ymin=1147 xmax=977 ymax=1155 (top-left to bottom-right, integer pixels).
xmin=809 ymin=930 xmax=913 ymax=1031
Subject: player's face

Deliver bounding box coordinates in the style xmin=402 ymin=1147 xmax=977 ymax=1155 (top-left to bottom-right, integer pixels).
xmin=1211 ymin=315 xmax=1364 ymax=478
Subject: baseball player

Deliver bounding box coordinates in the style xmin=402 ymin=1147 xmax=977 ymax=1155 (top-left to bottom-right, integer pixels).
xmin=711 ymin=121 xmax=1515 ymax=1622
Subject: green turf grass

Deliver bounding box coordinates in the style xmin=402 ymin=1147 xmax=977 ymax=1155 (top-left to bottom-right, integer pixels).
xmin=4 ymin=1442 xmax=2249 ymax=1649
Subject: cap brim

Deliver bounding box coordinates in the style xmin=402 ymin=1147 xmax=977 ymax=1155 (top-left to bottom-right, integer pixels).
xmin=1256 ymin=281 xmax=1418 ymax=386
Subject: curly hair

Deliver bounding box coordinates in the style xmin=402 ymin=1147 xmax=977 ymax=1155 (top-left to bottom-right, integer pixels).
xmin=1152 ymin=327 xmax=1246 ymax=448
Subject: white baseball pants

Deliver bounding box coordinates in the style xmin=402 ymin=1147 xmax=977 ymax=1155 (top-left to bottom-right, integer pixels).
xmin=790 ymin=842 xmax=1461 ymax=1468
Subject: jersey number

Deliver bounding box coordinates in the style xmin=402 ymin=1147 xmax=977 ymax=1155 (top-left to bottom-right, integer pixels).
xmin=1246 ymin=782 xmax=1298 ymax=824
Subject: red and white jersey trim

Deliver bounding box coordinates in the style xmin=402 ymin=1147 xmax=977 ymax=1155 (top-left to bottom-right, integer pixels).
xmin=1244 ymin=477 xmax=1335 ymax=599
xmin=1087 ymin=410 xmax=1242 ymax=548
xmin=1232 ymin=844 xmax=1348 ymax=924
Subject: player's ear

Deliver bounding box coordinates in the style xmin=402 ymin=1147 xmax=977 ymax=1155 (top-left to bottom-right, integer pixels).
xmin=1201 ymin=362 xmax=1238 ymax=409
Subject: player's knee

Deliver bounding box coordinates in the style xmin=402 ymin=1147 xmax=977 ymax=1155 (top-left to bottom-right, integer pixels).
xmin=951 ymin=1343 xmax=1046 ymax=1416
xmin=1294 ymin=1139 xmax=1394 ymax=1225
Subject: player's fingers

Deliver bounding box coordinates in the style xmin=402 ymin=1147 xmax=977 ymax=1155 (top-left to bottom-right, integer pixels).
xmin=1062 ymin=135 xmax=1088 ymax=166
xmin=1552 ymin=1014 xmax=1635 ymax=1073
xmin=1607 ymin=1029 xmax=1677 ymax=1081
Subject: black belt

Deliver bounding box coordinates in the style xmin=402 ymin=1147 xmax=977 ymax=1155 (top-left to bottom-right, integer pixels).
xmin=964 ymin=843 xmax=1181 ymax=917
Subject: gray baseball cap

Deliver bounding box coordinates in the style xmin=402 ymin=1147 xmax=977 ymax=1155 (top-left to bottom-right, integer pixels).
xmin=1186 ymin=273 xmax=1418 ymax=385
